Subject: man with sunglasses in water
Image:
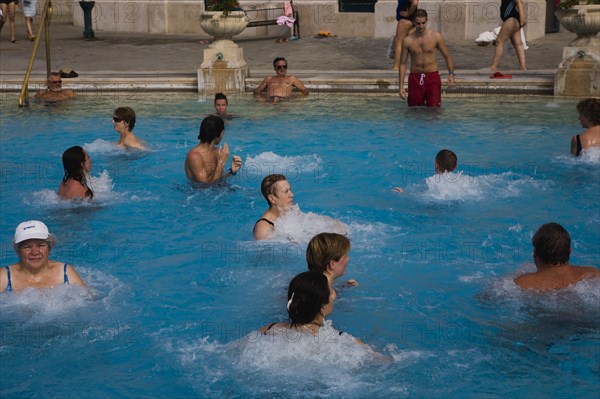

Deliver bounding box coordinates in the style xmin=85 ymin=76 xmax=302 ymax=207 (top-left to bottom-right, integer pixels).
xmin=254 ymin=57 xmax=309 ymax=102
xmin=35 ymin=72 xmax=77 ymax=102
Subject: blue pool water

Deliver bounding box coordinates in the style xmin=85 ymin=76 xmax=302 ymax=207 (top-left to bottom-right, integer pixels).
xmin=1 ymin=93 xmax=599 ymax=398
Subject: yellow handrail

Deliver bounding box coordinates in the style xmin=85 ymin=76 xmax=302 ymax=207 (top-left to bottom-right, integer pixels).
xmin=18 ymin=0 xmax=53 ymax=107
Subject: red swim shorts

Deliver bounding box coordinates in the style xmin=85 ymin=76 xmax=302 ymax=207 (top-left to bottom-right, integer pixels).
xmin=408 ymin=71 xmax=442 ymax=107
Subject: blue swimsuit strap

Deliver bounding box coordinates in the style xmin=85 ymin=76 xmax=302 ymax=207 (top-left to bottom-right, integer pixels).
xmin=63 ymin=263 xmax=69 ymax=284
xmin=5 ymin=266 xmax=12 ymax=292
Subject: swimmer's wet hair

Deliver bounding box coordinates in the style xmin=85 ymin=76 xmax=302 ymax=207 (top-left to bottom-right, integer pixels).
xmin=62 ymin=145 xmax=93 ymax=199
xmin=261 ymin=174 xmax=287 ymax=205
xmin=114 ymin=107 xmax=136 ymax=130
xmin=287 ymin=271 xmax=330 ymax=326
xmin=435 ymin=149 xmax=457 ymax=173
xmin=306 ymin=233 xmax=351 ymax=274
xmin=214 ymin=92 xmax=228 ymax=105
xmin=198 ymin=115 xmax=225 ymax=143
xmin=532 ymin=222 xmax=571 ymax=265
xmin=577 ymin=98 xmax=600 ymax=126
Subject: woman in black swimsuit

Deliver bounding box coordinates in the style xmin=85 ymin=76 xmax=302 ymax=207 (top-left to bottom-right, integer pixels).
xmin=489 ymin=0 xmax=527 ymax=71
xmin=253 ymin=174 xmax=294 ymax=240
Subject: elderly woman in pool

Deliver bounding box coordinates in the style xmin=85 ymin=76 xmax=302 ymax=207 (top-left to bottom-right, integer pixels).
xmin=57 ymin=145 xmax=93 ymax=200
xmin=0 ymin=221 xmax=86 ymax=292
xmin=254 ymin=174 xmax=294 ymax=240
xmin=113 ymin=106 xmax=146 ymax=150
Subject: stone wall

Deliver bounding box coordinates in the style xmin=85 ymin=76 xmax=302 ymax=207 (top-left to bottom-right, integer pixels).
xmin=66 ymin=0 xmax=547 ymax=41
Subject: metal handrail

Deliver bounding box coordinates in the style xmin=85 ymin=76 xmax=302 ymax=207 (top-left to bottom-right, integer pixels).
xmin=18 ymin=0 xmax=53 ymax=107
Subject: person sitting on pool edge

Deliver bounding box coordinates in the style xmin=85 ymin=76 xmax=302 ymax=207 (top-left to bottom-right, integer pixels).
xmin=393 ymin=149 xmax=457 ymax=192
xmin=34 ymin=72 xmax=77 ymax=102
xmin=113 ymin=107 xmax=146 ymax=150
xmin=0 ymin=220 xmax=86 ymax=292
xmin=253 ymin=57 xmax=309 ymax=102
xmin=58 ymin=145 xmax=94 ymax=200
xmin=513 ymin=222 xmax=600 ymax=291
xmin=254 ymin=174 xmax=294 ymax=240
xmin=306 ymin=232 xmax=358 ymax=288
xmin=185 ymin=115 xmax=242 ymax=184
xmin=570 ymin=98 xmax=600 ymax=157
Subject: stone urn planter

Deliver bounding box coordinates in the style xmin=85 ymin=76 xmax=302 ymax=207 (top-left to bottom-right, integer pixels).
xmin=555 ymin=5 xmax=600 ymax=46
xmin=200 ymin=11 xmax=249 ymax=41
xmin=554 ymin=4 xmax=600 ymax=97
xmin=198 ymin=11 xmax=250 ymax=93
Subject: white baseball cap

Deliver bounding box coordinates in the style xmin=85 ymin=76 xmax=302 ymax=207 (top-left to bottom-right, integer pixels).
xmin=14 ymin=220 xmax=50 ymax=244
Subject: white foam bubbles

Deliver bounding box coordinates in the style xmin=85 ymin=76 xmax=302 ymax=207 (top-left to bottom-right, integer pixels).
xmin=26 ymin=170 xmax=122 ymax=208
xmin=420 ymin=171 xmax=548 ymax=202
xmin=84 ymin=139 xmax=122 ymax=155
xmin=271 ymin=204 xmax=349 ymax=243
xmin=245 ymin=151 xmax=322 ymax=175
xmin=556 ymin=147 xmax=600 ymax=165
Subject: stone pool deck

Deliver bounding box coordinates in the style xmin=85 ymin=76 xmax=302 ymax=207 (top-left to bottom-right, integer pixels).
xmin=0 ymin=22 xmax=576 ymax=96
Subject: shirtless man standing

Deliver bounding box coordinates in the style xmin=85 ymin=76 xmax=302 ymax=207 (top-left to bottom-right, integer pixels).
xmin=34 ymin=72 xmax=77 ymax=102
xmin=398 ymin=9 xmax=455 ymax=107
xmin=254 ymin=57 xmax=309 ymax=102
xmin=185 ymin=115 xmax=242 ymax=184
xmin=514 ymin=222 xmax=600 ymax=291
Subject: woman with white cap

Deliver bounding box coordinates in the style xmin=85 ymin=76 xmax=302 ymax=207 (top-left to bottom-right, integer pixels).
xmin=0 ymin=221 xmax=86 ymax=292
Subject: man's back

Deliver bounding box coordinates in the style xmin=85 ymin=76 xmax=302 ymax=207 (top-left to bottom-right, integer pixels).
xmin=185 ymin=145 xmax=220 ymax=183
xmin=514 ymin=265 xmax=600 ymax=290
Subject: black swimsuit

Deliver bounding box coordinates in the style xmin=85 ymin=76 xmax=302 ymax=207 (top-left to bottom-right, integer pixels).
xmin=575 ymin=134 xmax=583 ymax=156
xmin=253 ymin=218 xmax=275 ymax=232
xmin=263 ymin=322 xmax=278 ymax=335
xmin=500 ymin=0 xmax=521 ymax=26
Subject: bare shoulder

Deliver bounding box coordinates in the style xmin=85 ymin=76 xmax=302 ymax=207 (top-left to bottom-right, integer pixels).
xmin=579 ymin=265 xmax=600 ymax=276
xmin=513 ymin=272 xmax=535 ymax=287
xmin=259 ymin=322 xmax=285 ymax=334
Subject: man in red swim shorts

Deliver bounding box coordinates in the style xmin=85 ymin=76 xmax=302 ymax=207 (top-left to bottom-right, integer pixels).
xmin=398 ymin=9 xmax=456 ymax=107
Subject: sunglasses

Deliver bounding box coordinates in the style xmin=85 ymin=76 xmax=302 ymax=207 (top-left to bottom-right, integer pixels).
xmin=276 ymin=64 xmax=288 ymax=70
xmin=50 ymin=80 xmax=62 ymax=84
xmin=112 ymin=116 xmax=124 ymax=123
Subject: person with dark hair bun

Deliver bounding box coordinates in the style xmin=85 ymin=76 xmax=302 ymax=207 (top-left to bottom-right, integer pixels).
xmin=57 ymin=145 xmax=93 ymax=200
xmin=260 ymin=271 xmax=336 ymax=336
xmin=184 ymin=115 xmax=242 ymax=184
xmin=514 ymin=222 xmax=600 ymax=290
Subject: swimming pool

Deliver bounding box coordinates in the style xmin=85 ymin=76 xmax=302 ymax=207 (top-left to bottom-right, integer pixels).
xmin=1 ymin=93 xmax=599 ymax=398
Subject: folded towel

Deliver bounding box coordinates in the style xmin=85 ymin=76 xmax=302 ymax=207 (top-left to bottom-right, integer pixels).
xmin=276 ymin=15 xmax=295 ymax=28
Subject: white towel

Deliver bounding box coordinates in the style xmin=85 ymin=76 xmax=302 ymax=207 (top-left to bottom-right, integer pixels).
xmin=475 ymin=26 xmax=528 ymax=51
